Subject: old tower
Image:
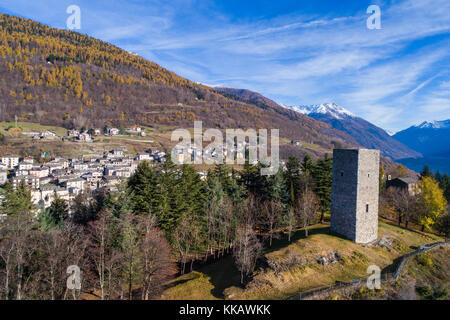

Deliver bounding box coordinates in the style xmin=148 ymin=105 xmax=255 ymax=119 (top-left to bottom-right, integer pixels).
xmin=330 ymin=149 xmax=380 ymax=244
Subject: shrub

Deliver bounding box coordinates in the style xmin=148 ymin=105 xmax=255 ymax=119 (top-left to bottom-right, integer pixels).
xmin=416 ymin=285 xmax=433 ymax=299
xmin=417 ymin=254 xmax=433 ymax=268
xmin=352 ymin=287 xmax=386 ymax=300
xmin=432 ymin=285 xmax=448 ymax=300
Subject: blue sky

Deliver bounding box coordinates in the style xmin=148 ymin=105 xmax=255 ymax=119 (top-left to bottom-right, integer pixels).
xmin=1 ymin=0 xmax=449 ymax=132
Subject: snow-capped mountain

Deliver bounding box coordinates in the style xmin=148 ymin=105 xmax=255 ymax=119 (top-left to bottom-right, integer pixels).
xmin=414 ymin=119 xmax=450 ymax=129
xmin=288 ymin=103 xmax=354 ymax=120
xmin=394 ymin=119 xmax=450 ymax=158
xmin=282 ymin=103 xmax=421 ymax=160
xmin=386 ymin=130 xmax=397 ymax=136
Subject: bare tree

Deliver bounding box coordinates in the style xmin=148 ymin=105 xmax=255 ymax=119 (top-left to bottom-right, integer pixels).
xmin=136 ymin=214 xmax=174 ymax=300
xmin=87 ymin=210 xmax=122 ymax=300
xmin=0 ymin=218 xmax=16 ymax=300
xmin=233 ymin=223 xmax=262 ymax=284
xmin=260 ymin=200 xmax=282 ymax=246
xmin=8 ymin=213 xmax=37 ymax=300
xmin=61 ymin=221 xmax=90 ymax=300
xmin=296 ymin=190 xmax=320 ymax=237
xmin=39 ymin=229 xmax=68 ymax=300
xmin=383 ymin=187 xmax=417 ymax=228
xmin=285 ymin=207 xmax=296 ymax=243
xmin=120 ymin=213 xmax=140 ymax=300
xmin=233 ymin=203 xmax=262 ymax=284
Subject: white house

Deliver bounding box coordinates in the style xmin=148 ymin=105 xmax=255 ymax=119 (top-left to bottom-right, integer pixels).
xmin=29 ymin=167 xmax=50 ymax=178
xmin=78 ymin=132 xmax=92 ymax=142
xmin=127 ymin=125 xmax=142 ymax=134
xmin=107 ymin=128 xmax=120 ymax=136
xmin=73 ymin=162 xmax=88 ymax=171
xmin=53 ymin=158 xmax=69 ymax=169
xmin=67 ymin=129 xmax=79 ymax=137
xmin=65 ymin=178 xmax=85 ymax=191
xmin=18 ymin=161 xmax=33 ymax=171
xmin=23 ymin=157 xmax=34 ymax=164
xmin=136 ymin=153 xmax=152 ymax=161
xmin=12 ymin=175 xmax=40 ymax=189
xmin=41 ymin=130 xmax=58 ymax=139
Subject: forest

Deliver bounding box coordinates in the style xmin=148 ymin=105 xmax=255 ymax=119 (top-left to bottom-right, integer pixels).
xmin=0 ymin=154 xmax=449 ymax=300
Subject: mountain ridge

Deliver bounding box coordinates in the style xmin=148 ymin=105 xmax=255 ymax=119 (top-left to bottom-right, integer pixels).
xmin=0 ymin=13 xmax=357 ymax=160
xmin=394 ymin=119 xmax=450 ymax=157
xmin=280 ymin=102 xmax=422 ymax=160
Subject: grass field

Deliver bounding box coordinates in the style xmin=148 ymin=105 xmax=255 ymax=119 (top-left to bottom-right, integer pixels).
xmin=0 ymin=121 xmax=67 ymax=137
xmin=160 ymin=221 xmax=443 ymax=300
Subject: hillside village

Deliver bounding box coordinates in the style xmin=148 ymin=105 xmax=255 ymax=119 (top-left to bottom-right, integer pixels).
xmin=0 ymin=125 xmax=171 ymax=214
xmin=0 ymin=123 xmax=262 ymax=215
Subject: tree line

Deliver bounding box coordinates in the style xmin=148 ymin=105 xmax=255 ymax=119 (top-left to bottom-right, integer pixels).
xmin=0 ymin=154 xmax=332 ymax=299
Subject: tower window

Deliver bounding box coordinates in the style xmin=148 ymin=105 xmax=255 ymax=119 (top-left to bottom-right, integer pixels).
xmin=340 ymin=171 xmax=344 ymax=177
xmin=366 ymin=204 xmax=369 ymax=213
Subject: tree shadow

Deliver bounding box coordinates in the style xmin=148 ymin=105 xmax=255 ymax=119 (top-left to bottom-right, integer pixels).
xmin=199 ymin=255 xmax=242 ymax=299
xmin=166 ymin=224 xmax=341 ymax=299
xmin=266 ymin=225 xmax=332 ymax=253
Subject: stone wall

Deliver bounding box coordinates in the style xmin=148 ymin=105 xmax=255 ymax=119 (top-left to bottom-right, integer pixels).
xmin=355 ymin=149 xmax=380 ymax=243
xmin=330 ymin=149 xmax=380 ymax=244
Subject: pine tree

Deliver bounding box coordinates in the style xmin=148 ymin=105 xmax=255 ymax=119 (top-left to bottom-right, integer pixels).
xmin=421 ymin=165 xmax=432 ymax=178
xmin=47 ymin=196 xmax=68 ymax=226
xmin=0 ymin=182 xmax=34 ymax=217
xmin=128 ymin=161 xmax=160 ymax=216
xmin=311 ymin=155 xmax=332 ymax=223
xmin=284 ymin=156 xmax=302 ymax=203
xmin=435 ymin=170 xmax=442 ymax=182
xmin=300 ymin=154 xmax=314 ymax=174
xmin=439 ymin=173 xmax=450 ymax=201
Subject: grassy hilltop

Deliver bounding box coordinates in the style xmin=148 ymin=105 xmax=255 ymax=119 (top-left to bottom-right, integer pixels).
xmin=161 ymin=221 xmax=444 ymax=300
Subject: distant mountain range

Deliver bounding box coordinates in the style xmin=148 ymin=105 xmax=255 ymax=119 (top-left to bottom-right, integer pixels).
xmin=394 ymin=120 xmax=450 ymax=157
xmin=281 ymin=103 xmax=421 ymax=160
xmin=393 ymin=120 xmax=450 ymax=174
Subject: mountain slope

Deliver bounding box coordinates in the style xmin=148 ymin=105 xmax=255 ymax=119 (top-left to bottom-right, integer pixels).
xmin=0 ymin=13 xmax=354 ymax=157
xmin=283 ymin=103 xmax=421 ymax=160
xmin=393 ymin=120 xmax=450 ymax=157
xmin=215 ymin=88 xmax=359 ymax=147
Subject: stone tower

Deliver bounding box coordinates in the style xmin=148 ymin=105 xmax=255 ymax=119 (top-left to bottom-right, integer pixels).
xmin=330 ymin=149 xmax=380 ymax=244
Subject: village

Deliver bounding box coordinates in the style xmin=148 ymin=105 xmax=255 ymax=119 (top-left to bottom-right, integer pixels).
xmin=0 ymin=123 xmax=261 ymax=215
xmin=0 ymin=125 xmax=171 ymax=214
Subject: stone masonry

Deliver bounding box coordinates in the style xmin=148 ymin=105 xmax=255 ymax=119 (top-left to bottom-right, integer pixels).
xmin=330 ymin=149 xmax=380 ymax=244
